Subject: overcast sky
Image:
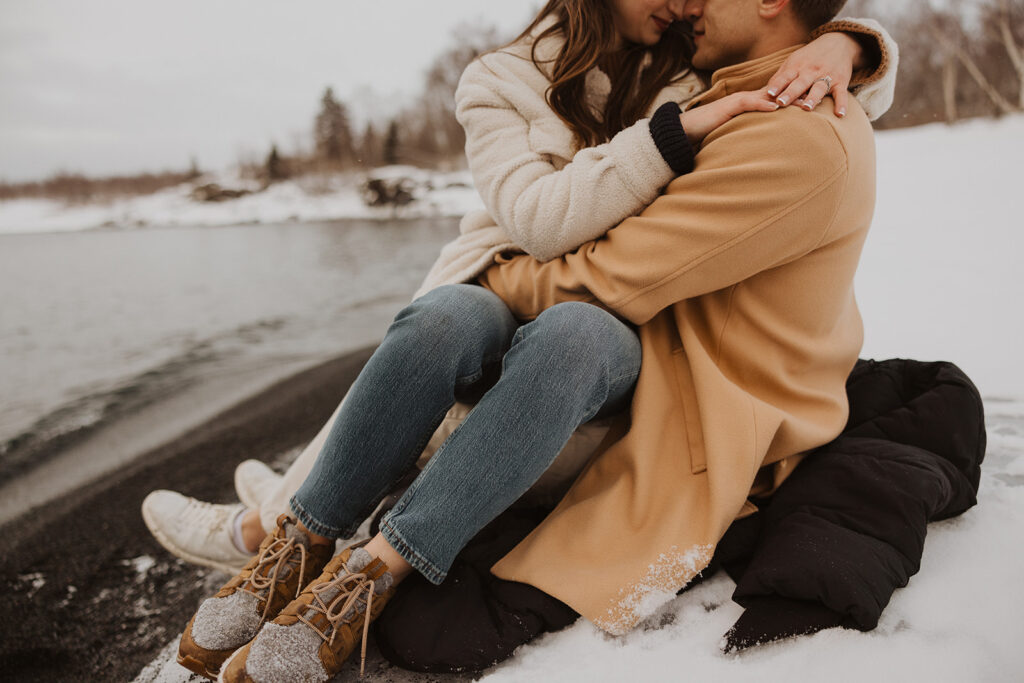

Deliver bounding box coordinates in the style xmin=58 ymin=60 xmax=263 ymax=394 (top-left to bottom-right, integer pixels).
xmin=0 ymin=0 xmax=541 ymax=182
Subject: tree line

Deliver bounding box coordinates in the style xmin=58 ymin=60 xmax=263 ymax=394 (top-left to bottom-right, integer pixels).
xmin=852 ymin=0 xmax=1023 ymax=128
xmin=0 ymin=165 xmax=201 ymax=202
xmin=272 ymin=0 xmax=1022 ymax=179
xmin=2 ymin=4 xmax=1019 ymax=202
xmin=252 ymin=25 xmax=501 ymax=183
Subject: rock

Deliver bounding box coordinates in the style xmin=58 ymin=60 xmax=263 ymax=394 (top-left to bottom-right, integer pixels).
xmin=190 ymin=183 xmax=251 ymax=202
xmin=360 ymin=177 xmax=417 ymax=208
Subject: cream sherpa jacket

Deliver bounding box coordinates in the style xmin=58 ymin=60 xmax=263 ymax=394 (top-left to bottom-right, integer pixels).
xmin=414 ymin=16 xmax=897 ymax=299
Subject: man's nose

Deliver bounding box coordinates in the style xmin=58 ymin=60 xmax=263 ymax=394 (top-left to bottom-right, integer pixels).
xmin=682 ymin=0 xmax=702 ymax=20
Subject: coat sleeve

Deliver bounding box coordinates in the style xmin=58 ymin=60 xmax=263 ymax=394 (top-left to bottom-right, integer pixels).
xmin=456 ymin=57 xmax=693 ymax=263
xmin=477 ymin=111 xmax=850 ymax=326
xmin=816 ymin=17 xmax=900 ymax=121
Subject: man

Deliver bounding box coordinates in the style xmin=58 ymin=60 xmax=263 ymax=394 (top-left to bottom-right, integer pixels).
xmin=473 ymin=0 xmax=880 ymax=634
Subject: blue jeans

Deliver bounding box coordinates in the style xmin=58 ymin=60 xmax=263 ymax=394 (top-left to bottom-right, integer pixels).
xmin=289 ymin=284 xmax=641 ymax=584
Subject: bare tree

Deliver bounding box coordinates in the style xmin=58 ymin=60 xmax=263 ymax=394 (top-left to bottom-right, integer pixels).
xmin=927 ymin=0 xmax=1022 ymax=116
xmin=842 ymin=0 xmax=1023 ymax=127
xmin=941 ymin=50 xmax=960 ymax=123
xmin=394 ymin=23 xmax=503 ymax=167
xmin=987 ymin=0 xmax=1024 ymax=108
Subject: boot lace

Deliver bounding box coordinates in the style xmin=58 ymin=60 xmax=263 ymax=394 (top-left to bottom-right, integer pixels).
xmin=297 ymin=567 xmax=379 ymax=676
xmin=239 ymin=535 xmax=309 ymax=624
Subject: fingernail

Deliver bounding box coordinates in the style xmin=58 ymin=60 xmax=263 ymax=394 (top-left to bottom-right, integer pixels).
xmin=802 ymin=101 xmax=813 ymax=111
xmin=776 ymin=96 xmax=788 ymax=106
xmin=838 ymin=108 xmax=847 ymax=118
xmin=767 ymin=88 xmax=778 ymax=97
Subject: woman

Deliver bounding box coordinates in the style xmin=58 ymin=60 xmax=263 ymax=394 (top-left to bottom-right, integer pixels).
xmin=163 ymin=2 xmax=897 ymax=680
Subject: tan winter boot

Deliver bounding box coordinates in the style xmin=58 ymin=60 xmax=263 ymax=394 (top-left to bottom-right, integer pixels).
xmin=217 ymin=546 xmax=396 ymax=682
xmin=177 ymin=515 xmax=335 ymax=680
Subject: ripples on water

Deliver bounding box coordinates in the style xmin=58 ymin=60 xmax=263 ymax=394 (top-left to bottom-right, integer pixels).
xmin=0 ymin=218 xmax=459 ymax=482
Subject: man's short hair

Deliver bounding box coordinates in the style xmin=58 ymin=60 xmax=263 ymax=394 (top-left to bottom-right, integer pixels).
xmin=790 ymin=0 xmax=848 ymax=29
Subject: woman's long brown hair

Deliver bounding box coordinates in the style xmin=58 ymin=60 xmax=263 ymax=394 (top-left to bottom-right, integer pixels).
xmin=509 ymin=0 xmax=695 ymax=148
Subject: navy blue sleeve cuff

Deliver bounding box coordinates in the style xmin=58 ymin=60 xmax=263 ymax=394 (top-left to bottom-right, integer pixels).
xmin=649 ymin=101 xmax=695 ymax=176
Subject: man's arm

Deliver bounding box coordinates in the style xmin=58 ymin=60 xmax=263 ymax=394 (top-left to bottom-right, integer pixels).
xmin=478 ymin=111 xmax=852 ymax=326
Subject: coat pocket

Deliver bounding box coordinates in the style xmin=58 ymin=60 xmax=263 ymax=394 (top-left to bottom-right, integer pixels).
xmin=672 ymin=348 xmax=707 ymax=474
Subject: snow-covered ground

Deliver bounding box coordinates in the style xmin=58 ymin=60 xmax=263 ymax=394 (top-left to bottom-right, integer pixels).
xmin=96 ymin=116 xmax=1024 ymax=681
xmin=135 ymin=409 xmax=1024 ymax=683
xmin=483 ymin=410 xmax=1023 ymax=682
xmin=485 ymin=115 xmax=1024 ymax=682
xmin=0 ymin=166 xmax=484 ymax=235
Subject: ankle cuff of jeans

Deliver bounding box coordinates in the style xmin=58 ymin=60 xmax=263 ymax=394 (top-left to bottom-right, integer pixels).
xmin=288 ymin=496 xmax=354 ymax=539
xmin=378 ymin=515 xmax=447 ymax=585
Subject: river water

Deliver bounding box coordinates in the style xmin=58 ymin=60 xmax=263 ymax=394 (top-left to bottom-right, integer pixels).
xmin=0 ymin=218 xmax=458 ymax=488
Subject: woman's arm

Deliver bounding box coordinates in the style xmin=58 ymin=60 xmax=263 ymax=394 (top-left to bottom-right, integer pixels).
xmin=455 ymin=58 xmax=699 ymax=263
xmin=820 ymin=18 xmax=899 ymax=121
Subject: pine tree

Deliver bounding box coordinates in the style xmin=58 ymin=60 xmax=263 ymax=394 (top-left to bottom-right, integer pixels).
xmin=383 ymin=120 xmax=400 ymax=166
xmin=266 ymin=144 xmax=285 ymax=181
xmin=357 ymin=123 xmax=381 ymax=168
xmin=314 ymin=87 xmax=354 ymax=165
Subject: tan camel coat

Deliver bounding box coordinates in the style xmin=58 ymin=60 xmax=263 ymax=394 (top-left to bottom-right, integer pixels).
xmin=256 ymin=20 xmax=895 ymax=627
xmin=478 ymin=45 xmax=878 ymax=633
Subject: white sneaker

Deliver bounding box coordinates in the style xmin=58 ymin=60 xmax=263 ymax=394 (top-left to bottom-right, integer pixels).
xmin=141 ymin=490 xmax=252 ymax=573
xmin=233 ymin=459 xmax=282 ymax=509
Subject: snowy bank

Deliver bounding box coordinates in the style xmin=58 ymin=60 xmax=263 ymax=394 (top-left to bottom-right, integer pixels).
xmin=0 ymin=167 xmax=484 ymax=235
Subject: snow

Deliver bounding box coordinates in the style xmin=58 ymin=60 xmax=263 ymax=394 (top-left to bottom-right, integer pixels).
xmin=857 ymin=115 xmax=1024 ymax=400
xmin=0 ymin=167 xmax=484 ymax=235
xmin=123 ymin=555 xmax=158 ymax=577
xmin=110 ymin=115 xmax=1023 ymax=680
xmin=601 ymin=544 xmax=714 ymax=635
xmin=480 ymin=431 xmax=1024 ymax=682
xmin=17 ymin=572 xmax=47 ymax=600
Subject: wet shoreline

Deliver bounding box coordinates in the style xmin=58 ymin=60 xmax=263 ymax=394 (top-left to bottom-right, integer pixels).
xmin=0 ymin=354 xmax=329 ymax=526
xmin=0 ymin=348 xmax=374 ymax=681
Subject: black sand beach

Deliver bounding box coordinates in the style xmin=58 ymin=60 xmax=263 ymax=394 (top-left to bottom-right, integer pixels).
xmin=0 ymin=346 xmax=446 ymax=681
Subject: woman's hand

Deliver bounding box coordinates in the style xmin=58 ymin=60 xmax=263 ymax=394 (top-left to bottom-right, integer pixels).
xmin=765 ymin=32 xmax=865 ymax=118
xmin=680 ymin=88 xmax=779 ymax=146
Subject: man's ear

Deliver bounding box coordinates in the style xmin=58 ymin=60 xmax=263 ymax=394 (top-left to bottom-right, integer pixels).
xmin=757 ymin=0 xmax=791 ymax=20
